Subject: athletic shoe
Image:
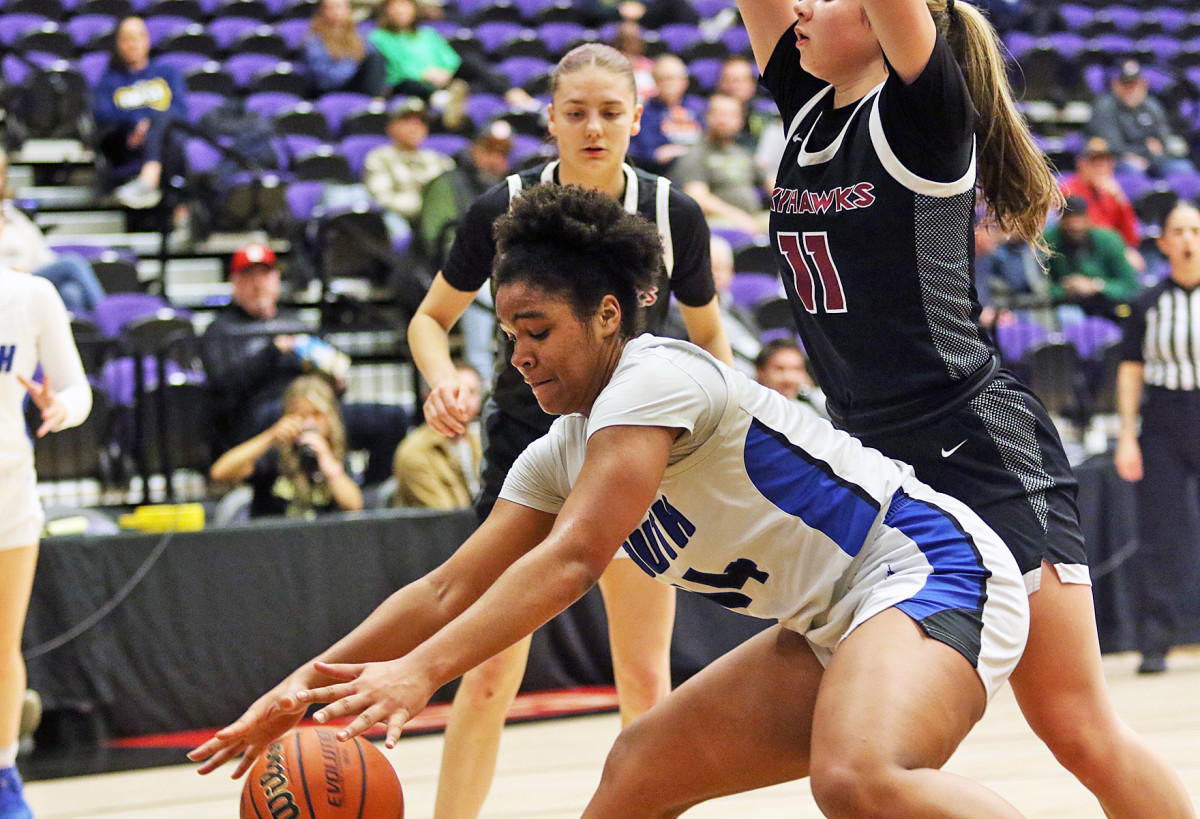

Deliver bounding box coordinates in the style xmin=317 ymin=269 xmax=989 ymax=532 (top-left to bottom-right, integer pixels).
xmin=1137 ymin=652 xmax=1167 ymax=675
xmin=114 ymin=177 xmax=162 ymax=209
xmin=0 ymin=766 xmax=32 ymax=819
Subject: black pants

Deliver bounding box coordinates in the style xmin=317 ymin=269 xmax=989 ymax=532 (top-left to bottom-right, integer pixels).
xmin=1134 ymin=388 xmax=1200 ymax=654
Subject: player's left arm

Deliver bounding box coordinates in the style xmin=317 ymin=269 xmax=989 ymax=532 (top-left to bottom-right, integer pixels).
xmin=861 ymin=0 xmax=938 ymax=85
xmin=299 ymin=423 xmax=677 ymax=746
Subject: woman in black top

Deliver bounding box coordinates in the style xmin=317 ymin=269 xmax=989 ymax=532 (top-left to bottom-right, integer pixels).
xmin=407 ymin=43 xmax=732 ymax=819
xmin=641 ymin=0 xmax=1195 ymax=816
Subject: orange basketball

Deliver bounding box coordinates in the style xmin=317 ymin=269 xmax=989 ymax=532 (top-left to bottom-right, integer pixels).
xmin=240 ymin=728 xmax=404 ymax=819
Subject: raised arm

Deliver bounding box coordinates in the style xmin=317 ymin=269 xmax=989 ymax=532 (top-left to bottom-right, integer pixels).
xmin=735 ymin=0 xmax=797 ymax=72
xmin=292 ymin=424 xmax=676 ymax=747
xmin=861 ymin=0 xmax=937 ymax=84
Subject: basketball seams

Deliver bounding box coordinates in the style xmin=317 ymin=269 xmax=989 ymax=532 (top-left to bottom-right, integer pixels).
xmin=296 ymin=730 xmax=319 ymax=817
xmin=353 ymin=737 xmax=368 ymax=819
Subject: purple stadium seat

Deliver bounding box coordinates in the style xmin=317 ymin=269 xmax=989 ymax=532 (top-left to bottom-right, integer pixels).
xmin=0 ymin=14 xmax=50 ymax=46
xmin=689 ymin=57 xmax=724 ymax=93
xmin=463 ymin=93 xmax=509 ymax=128
xmin=184 ymin=137 xmax=222 ymax=173
xmin=64 ymin=13 xmax=116 ymax=47
xmin=209 ymin=16 xmax=263 ymax=50
xmin=497 ymin=56 xmax=552 ymax=88
xmin=274 ymin=17 xmax=310 ymax=52
xmin=142 ymin=14 xmax=193 ymax=45
xmin=422 ymin=132 xmax=470 ymax=158
xmin=692 ymin=0 xmax=732 ymax=18
xmin=1002 ymin=31 xmax=1037 ymax=60
xmin=475 ymin=21 xmax=524 ymax=54
xmin=1062 ymin=316 xmax=1122 ymax=360
xmin=314 ymin=91 xmax=373 ymax=136
xmin=92 ymin=293 xmax=170 ymax=339
xmin=1056 ymin=3 xmax=1092 ymax=33
xmin=1104 ymin=5 xmax=1141 ymax=33
xmin=156 ymin=51 xmax=212 ymax=78
xmin=1156 ymin=8 xmax=1190 ymax=34
xmin=184 ymin=90 xmax=225 ymax=124
xmin=285 ymin=179 xmax=325 ymax=221
xmin=339 ymin=134 xmax=388 ymax=177
xmin=657 ymin=23 xmax=702 ymax=53
xmin=77 ymin=50 xmax=110 ymax=86
xmin=224 ymin=52 xmax=281 ymax=88
xmin=993 ymin=317 xmax=1050 ymax=364
xmin=727 ymin=273 xmax=784 ymax=310
xmin=426 ymin=20 xmax=461 ymax=38
xmin=537 ymin=21 xmax=586 ymax=55
xmin=1046 ymin=31 xmax=1087 ymax=58
xmin=245 ymin=90 xmax=304 ymax=120
xmin=510 ymin=133 xmax=546 ymax=164
xmin=721 ymin=26 xmax=751 ymax=57
xmin=1 ymin=53 xmax=57 ymax=85
xmin=1164 ymin=170 xmax=1200 ymax=203
xmin=453 ymin=0 xmax=492 ymax=19
xmin=1114 ymin=168 xmax=1154 ymax=203
xmin=277 ymin=133 xmax=325 ymax=168
xmin=1138 ymin=35 xmax=1182 ymax=65
xmin=709 ymin=225 xmax=754 ymax=248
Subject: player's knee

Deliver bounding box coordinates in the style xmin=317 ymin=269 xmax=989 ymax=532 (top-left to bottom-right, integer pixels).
xmin=455 ymin=661 xmax=522 ymax=710
xmin=613 ymin=664 xmax=670 ymax=713
xmin=592 ymin=720 xmax=684 ymax=817
xmin=810 ymin=758 xmax=903 ymax=819
xmin=1030 ymin=712 xmax=1124 ymax=785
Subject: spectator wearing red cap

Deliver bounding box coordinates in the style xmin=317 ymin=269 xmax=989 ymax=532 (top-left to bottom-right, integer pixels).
xmin=1061 ymin=136 xmax=1144 ymax=272
xmin=201 ymin=243 xmax=409 ymax=485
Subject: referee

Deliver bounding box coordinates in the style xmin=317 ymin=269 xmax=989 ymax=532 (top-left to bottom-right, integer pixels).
xmin=1114 ymin=200 xmax=1200 ymax=674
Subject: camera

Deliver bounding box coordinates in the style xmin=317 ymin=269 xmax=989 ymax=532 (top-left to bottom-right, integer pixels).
xmin=295 ymin=442 xmax=323 ymax=482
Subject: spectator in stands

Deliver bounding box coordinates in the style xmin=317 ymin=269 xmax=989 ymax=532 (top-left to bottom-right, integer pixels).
xmin=755 ymin=337 xmax=826 ymax=418
xmin=708 ymin=234 xmax=761 ymax=376
xmin=363 ymin=97 xmax=454 ymax=244
xmin=973 ymin=215 xmax=1047 ymax=330
xmin=1061 ymin=136 xmax=1144 ymax=272
xmin=369 ymin=0 xmax=537 ymax=119
xmin=611 ymin=21 xmax=657 ymax=102
xmin=392 ymin=361 xmax=482 ymax=509
xmin=575 ymin=0 xmax=699 ymax=28
xmin=211 ymin=374 xmax=364 ymax=518
xmin=303 ymin=0 xmax=388 ymax=97
xmin=1044 ymin=195 xmax=1141 ymax=322
xmin=92 ymin=17 xmax=189 ymax=210
xmin=1114 ymin=200 xmax=1200 ymax=675
xmin=416 ymin=120 xmax=515 ymax=383
xmin=200 ymin=243 xmax=408 ymax=484
xmin=0 ymin=150 xmax=106 ymax=314
xmin=671 ymin=92 xmax=770 ymax=236
xmin=628 ymin=55 xmax=701 ymax=175
xmin=1087 ymin=60 xmax=1197 ymax=180
xmin=716 ymin=56 xmax=774 ymax=152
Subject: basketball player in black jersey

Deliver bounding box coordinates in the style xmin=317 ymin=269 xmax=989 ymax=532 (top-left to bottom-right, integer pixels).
xmin=406 ymin=44 xmax=733 ymax=819
xmin=660 ymin=0 xmax=1195 ymax=816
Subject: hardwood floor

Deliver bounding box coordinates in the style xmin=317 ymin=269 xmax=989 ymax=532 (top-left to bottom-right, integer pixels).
xmin=25 ymin=648 xmax=1200 ymax=818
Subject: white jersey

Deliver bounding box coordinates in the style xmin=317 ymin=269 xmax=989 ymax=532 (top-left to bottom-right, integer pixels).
xmin=0 ymin=268 xmax=92 ymax=478
xmin=502 ymin=336 xmax=1027 ymax=697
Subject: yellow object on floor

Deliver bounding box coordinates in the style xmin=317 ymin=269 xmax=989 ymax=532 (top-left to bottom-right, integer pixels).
xmin=118 ymin=503 xmax=205 ymax=532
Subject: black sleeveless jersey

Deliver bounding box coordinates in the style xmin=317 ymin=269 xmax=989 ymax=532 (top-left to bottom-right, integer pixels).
xmin=762 ymin=29 xmax=995 ymax=428
xmin=442 ymin=160 xmax=715 ymax=424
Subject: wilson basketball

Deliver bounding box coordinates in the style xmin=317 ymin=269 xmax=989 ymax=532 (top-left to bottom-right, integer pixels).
xmin=240 ymin=728 xmax=404 ymax=819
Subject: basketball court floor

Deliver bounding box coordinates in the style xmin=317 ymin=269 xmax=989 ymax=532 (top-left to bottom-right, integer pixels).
xmin=22 ymin=648 xmax=1200 ymax=818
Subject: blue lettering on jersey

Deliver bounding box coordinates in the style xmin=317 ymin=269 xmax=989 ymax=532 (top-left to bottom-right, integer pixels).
xmin=0 ymin=344 xmax=15 ymax=372
xmin=770 ymin=182 xmax=875 ymax=214
xmin=743 ymin=418 xmax=880 ymax=557
xmin=622 ymin=494 xmax=694 ymax=577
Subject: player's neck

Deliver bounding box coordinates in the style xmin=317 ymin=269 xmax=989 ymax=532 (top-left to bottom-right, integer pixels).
xmin=558 ymin=162 xmax=626 ymax=199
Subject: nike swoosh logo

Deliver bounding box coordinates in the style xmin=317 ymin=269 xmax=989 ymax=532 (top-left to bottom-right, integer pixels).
xmin=941 ymin=440 xmax=967 ymax=458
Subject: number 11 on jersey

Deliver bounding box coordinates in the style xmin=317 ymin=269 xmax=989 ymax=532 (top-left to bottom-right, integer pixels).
xmin=776 ymin=231 xmax=848 ymax=314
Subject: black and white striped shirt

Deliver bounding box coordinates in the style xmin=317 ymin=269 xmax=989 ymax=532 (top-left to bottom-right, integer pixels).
xmin=1120 ymin=278 xmax=1200 ymax=391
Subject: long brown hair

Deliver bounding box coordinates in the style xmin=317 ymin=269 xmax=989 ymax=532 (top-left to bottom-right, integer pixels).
xmin=276 ymin=375 xmax=347 ymax=516
xmin=310 ymin=0 xmax=364 ymax=60
xmin=932 ymin=0 xmax=1062 ymax=255
xmin=375 ymin=0 xmax=419 ymax=34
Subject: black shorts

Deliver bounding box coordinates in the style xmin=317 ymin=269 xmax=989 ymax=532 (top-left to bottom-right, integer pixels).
xmin=853 ymin=373 xmax=1088 ymax=579
xmin=475 ymin=404 xmax=552 ymax=523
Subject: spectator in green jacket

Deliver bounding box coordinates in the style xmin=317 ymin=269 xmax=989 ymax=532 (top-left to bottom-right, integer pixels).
xmin=1044 ymin=195 xmax=1141 ymax=322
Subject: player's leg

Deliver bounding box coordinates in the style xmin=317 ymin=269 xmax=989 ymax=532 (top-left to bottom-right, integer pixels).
xmin=596 ymin=559 xmax=674 ymax=725
xmin=0 ymin=543 xmax=38 ymax=819
xmin=432 ymin=636 xmax=532 ymax=819
xmin=809 ymin=608 xmax=1021 ymax=818
xmin=584 ymin=625 xmax=820 ymax=818
xmin=1008 ymin=564 xmax=1196 ymax=818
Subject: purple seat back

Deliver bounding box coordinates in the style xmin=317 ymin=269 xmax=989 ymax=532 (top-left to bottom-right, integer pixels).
xmin=64 ymin=13 xmax=116 ymax=46
xmin=1062 ymin=316 xmax=1122 ymax=359
xmin=78 ymin=50 xmax=111 ymax=86
xmin=536 ymin=21 xmax=586 ymax=54
xmin=285 ymin=179 xmax=325 ymax=220
xmin=0 ymin=14 xmax=50 ymax=46
xmin=475 ymin=21 xmax=523 ymax=53
xmin=463 ymin=93 xmax=509 ymax=127
xmin=727 ymin=273 xmax=784 ymax=310
xmin=510 ymin=133 xmax=547 ymax=164
xmin=210 ymin=16 xmax=263 ymax=49
xmin=689 ymin=57 xmax=724 ymax=93
xmin=314 ymin=91 xmax=373 ymax=135
xmin=497 ymin=56 xmax=552 ymax=87
xmin=339 ymin=134 xmax=388 ymax=176
xmin=224 ymin=52 xmax=281 ymax=87
xmin=245 ymin=90 xmax=304 ymax=120
xmin=421 ymin=133 xmax=470 ymax=159
xmin=185 ymin=137 xmax=223 ymax=173
xmin=93 ymin=293 xmax=170 ymax=339
xmin=657 ymin=23 xmax=701 ymax=53
xmin=275 ymin=18 xmax=311 ymax=51
xmin=142 ymin=15 xmax=193 ymax=45
xmin=993 ymin=318 xmax=1050 ymax=363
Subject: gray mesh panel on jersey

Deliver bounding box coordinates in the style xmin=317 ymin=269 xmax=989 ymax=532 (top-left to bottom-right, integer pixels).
xmin=969 ymin=382 xmax=1052 ymax=531
xmin=914 ymin=192 xmax=992 ymax=379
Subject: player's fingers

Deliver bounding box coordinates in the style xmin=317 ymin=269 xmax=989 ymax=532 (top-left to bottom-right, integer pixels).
xmin=311 ymin=660 xmax=363 ymax=680
xmin=311 ymin=691 xmax=368 ymax=724
xmin=383 ymin=713 xmax=407 ymax=749
xmin=296 ymin=682 xmax=356 ymax=706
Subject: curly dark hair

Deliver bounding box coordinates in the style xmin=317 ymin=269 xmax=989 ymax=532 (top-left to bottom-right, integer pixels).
xmin=492 ymin=184 xmax=663 ymax=337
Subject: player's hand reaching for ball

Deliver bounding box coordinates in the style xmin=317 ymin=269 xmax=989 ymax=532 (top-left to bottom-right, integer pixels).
xmin=297 ymin=659 xmax=438 ymax=749
xmin=423 ymin=379 xmax=475 ymax=437
xmin=188 ymin=671 xmax=320 ymax=777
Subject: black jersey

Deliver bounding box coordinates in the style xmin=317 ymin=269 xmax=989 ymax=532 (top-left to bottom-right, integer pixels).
xmin=442 ymin=160 xmax=716 ymax=424
xmin=762 ymin=29 xmax=995 ymax=430
xmin=1119 ymin=278 xmax=1200 ymax=390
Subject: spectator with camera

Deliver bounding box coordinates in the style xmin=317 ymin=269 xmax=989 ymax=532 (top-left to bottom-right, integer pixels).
xmin=210 ymin=375 xmax=363 ymax=518
xmin=201 ymin=243 xmax=409 ymax=485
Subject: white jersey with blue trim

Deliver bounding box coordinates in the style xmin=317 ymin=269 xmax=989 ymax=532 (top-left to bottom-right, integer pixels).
xmin=500 ymin=336 xmax=1024 ymax=681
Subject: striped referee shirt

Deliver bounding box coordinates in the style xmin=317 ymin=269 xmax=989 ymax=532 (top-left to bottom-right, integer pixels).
xmin=1119 ymin=278 xmax=1200 ymax=391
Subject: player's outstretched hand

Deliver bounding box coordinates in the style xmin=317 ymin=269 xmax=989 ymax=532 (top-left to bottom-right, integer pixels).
xmin=187 ymin=673 xmax=315 ymax=778
xmin=423 ymin=380 xmax=474 ymax=437
xmin=298 ymin=659 xmax=437 ymax=750
xmin=19 ymin=374 xmax=66 ymax=438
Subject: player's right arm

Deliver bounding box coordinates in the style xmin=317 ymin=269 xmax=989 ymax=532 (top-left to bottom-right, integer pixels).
xmin=734 ymin=0 xmax=795 ymax=71
xmin=188 ymin=499 xmax=555 ymax=777
xmin=407 ymin=273 xmax=482 ymax=437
